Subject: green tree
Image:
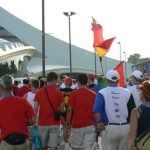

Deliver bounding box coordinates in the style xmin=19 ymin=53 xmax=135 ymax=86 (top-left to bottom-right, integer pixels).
xmin=10 ymin=60 xmax=17 ymax=75
xmin=0 ymin=61 xmax=17 ymax=77
xmin=128 ymin=53 xmax=141 ymax=64
xmin=128 ymin=53 xmax=150 ymax=64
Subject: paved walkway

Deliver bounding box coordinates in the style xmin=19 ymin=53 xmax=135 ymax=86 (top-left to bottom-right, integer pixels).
xmin=57 ymin=137 xmax=102 ymax=150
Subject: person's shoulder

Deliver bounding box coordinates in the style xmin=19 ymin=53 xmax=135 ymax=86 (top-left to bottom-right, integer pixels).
xmin=98 ymin=87 xmax=108 ymax=94
xmin=131 ymin=107 xmax=140 ymax=119
xmin=87 ymin=88 xmax=96 ymax=95
xmin=117 ymin=86 xmax=131 ymax=93
xmin=36 ymin=87 xmax=44 ymax=93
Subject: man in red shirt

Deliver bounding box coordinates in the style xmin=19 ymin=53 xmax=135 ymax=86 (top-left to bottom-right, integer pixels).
xmin=66 ymin=74 xmax=96 ymax=150
xmin=0 ymin=75 xmax=35 ymax=150
xmin=34 ymin=72 xmax=65 ymax=150
xmin=16 ymin=78 xmax=31 ymax=97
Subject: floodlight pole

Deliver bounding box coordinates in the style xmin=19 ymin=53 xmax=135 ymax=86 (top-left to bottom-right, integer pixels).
xmin=63 ymin=12 xmax=76 ymax=77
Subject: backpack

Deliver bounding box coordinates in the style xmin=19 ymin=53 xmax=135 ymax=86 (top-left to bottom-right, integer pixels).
xmin=136 ymin=106 xmax=150 ymax=150
xmin=136 ymin=127 xmax=150 ymax=150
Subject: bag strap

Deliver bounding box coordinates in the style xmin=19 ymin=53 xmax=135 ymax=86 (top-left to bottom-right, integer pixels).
xmin=44 ymin=87 xmax=56 ymax=114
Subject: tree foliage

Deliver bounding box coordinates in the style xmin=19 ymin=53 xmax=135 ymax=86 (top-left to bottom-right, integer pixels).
xmin=128 ymin=53 xmax=150 ymax=64
xmin=0 ymin=60 xmax=17 ymax=77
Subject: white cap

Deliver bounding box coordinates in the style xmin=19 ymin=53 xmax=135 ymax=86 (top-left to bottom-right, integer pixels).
xmin=106 ymin=70 xmax=120 ymax=82
xmin=131 ymin=70 xmax=143 ymax=79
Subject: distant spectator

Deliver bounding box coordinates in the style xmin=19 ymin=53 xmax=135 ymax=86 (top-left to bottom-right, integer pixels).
xmin=59 ymin=77 xmax=74 ymax=150
xmin=87 ymin=74 xmax=96 ymax=89
xmin=13 ymin=80 xmax=19 ymax=96
xmin=128 ymin=70 xmax=144 ymax=107
xmin=92 ymin=75 xmax=105 ymax=93
xmin=24 ymin=78 xmax=40 ymax=150
xmin=16 ymin=78 xmax=31 ymax=97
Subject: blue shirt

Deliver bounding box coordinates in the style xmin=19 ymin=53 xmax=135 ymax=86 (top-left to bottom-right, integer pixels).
xmin=92 ymin=84 xmax=101 ymax=93
xmin=94 ymin=92 xmax=109 ymax=125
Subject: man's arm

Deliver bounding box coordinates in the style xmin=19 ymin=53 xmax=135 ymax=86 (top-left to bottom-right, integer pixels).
xmin=59 ymin=102 xmax=66 ymax=113
xmin=126 ymin=108 xmax=139 ymax=150
xmin=34 ymin=101 xmax=39 ymax=124
xmin=94 ymin=92 xmax=105 ymax=131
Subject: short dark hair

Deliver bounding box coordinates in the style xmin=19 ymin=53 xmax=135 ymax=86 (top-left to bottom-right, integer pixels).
xmin=31 ymin=78 xmax=40 ymax=89
xmin=46 ymin=72 xmax=59 ymax=82
xmin=23 ymin=78 xmax=30 ymax=84
xmin=77 ymin=74 xmax=88 ymax=85
xmin=40 ymin=79 xmax=45 ymax=88
xmin=107 ymin=79 xmax=118 ymax=84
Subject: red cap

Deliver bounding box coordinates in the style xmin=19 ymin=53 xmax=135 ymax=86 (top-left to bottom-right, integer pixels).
xmin=88 ymin=74 xmax=95 ymax=80
xmin=65 ymin=77 xmax=73 ymax=85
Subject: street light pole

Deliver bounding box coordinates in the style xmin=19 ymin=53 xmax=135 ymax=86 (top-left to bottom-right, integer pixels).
xmin=94 ymin=51 xmax=97 ymax=76
xmin=42 ymin=0 xmax=45 ymax=77
xmin=123 ymin=51 xmax=127 ymax=78
xmin=63 ymin=12 xmax=76 ymax=77
xmin=118 ymin=42 xmax=122 ymax=62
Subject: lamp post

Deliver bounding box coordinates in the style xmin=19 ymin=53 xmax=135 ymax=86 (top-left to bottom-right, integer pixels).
xmin=94 ymin=51 xmax=97 ymax=76
xmin=118 ymin=42 xmax=122 ymax=62
xmin=42 ymin=0 xmax=45 ymax=77
xmin=123 ymin=51 xmax=127 ymax=78
xmin=63 ymin=12 xmax=76 ymax=77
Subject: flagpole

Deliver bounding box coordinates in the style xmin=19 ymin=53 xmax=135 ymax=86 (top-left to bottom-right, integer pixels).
xmin=99 ymin=57 xmax=104 ymax=75
xmin=94 ymin=51 xmax=97 ymax=76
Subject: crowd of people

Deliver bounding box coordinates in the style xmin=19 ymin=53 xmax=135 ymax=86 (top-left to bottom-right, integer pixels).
xmin=0 ymin=69 xmax=149 ymax=150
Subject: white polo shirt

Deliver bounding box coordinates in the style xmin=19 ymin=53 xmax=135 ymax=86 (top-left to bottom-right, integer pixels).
xmin=128 ymin=85 xmax=142 ymax=107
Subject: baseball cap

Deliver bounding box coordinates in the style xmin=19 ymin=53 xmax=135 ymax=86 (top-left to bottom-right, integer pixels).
xmin=64 ymin=77 xmax=73 ymax=85
xmin=131 ymin=70 xmax=143 ymax=79
xmin=88 ymin=74 xmax=95 ymax=80
xmin=106 ymin=70 xmax=120 ymax=82
xmin=0 ymin=75 xmax=14 ymax=90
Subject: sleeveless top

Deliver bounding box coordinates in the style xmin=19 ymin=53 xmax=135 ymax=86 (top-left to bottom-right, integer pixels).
xmin=137 ymin=105 xmax=150 ymax=137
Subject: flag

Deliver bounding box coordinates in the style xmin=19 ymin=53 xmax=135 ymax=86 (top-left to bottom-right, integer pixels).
xmin=91 ymin=18 xmax=116 ymax=57
xmin=114 ymin=61 xmax=125 ymax=87
xmin=91 ymin=18 xmax=103 ymax=47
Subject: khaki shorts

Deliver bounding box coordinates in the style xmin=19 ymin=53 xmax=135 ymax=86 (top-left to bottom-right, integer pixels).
xmin=38 ymin=125 xmax=61 ymax=148
xmin=70 ymin=125 xmax=95 ymax=150
xmin=0 ymin=140 xmax=28 ymax=150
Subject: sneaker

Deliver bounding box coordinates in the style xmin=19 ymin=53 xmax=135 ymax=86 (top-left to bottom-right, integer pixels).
xmin=64 ymin=143 xmax=70 ymax=150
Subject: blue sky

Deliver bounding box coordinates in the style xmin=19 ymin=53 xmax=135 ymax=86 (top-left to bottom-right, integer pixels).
xmin=1 ymin=0 xmax=150 ymax=61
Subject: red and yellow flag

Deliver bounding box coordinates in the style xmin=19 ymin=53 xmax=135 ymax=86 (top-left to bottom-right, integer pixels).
xmin=91 ymin=18 xmax=115 ymax=57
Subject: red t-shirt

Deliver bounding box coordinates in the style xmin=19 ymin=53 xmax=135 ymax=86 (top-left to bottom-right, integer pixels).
xmin=0 ymin=96 xmax=35 ymax=140
xmin=16 ymin=85 xmax=31 ymax=97
xmin=35 ymin=85 xmax=64 ymax=125
xmin=68 ymin=87 xmax=96 ymax=128
xmin=12 ymin=86 xmax=18 ymax=96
